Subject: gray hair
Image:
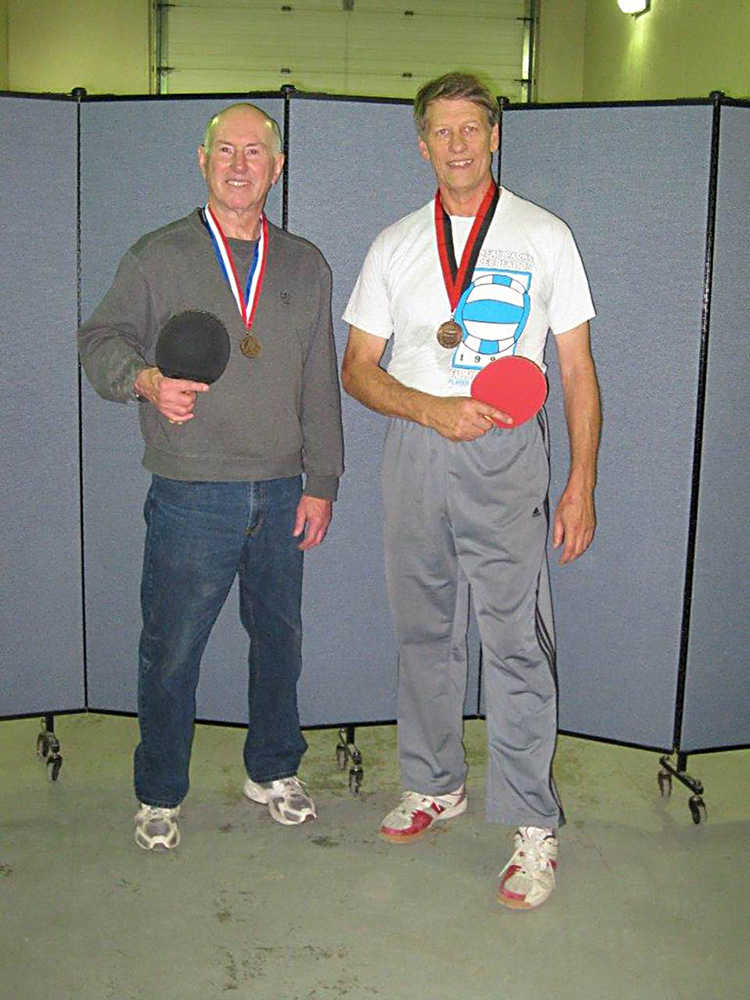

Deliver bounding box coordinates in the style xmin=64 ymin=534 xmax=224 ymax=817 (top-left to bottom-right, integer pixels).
xmin=202 ymin=103 xmax=283 ymax=155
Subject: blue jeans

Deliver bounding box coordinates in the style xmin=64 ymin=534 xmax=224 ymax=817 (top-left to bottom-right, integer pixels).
xmin=134 ymin=474 xmax=308 ymax=808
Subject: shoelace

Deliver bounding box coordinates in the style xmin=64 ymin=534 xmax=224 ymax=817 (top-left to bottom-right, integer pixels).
xmin=141 ymin=805 xmax=177 ymax=821
xmin=272 ymin=776 xmax=311 ymax=802
xmin=399 ymin=790 xmax=455 ymax=816
xmin=514 ymin=832 xmax=554 ymax=874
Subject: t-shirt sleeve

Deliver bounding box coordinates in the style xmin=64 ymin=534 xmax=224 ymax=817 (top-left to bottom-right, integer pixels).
xmin=342 ymin=232 xmax=393 ymax=340
xmin=547 ymin=225 xmax=596 ymax=336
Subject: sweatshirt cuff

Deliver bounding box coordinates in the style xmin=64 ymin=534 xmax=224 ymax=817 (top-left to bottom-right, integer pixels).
xmin=122 ymin=356 xmax=150 ymax=403
xmin=303 ymin=475 xmax=339 ymax=501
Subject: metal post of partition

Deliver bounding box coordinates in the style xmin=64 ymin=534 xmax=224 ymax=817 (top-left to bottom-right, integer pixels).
xmin=336 ymin=726 xmax=364 ymax=795
xmin=72 ymin=86 xmax=89 ymax=717
xmin=36 ymin=715 xmax=63 ymax=781
xmin=657 ymin=91 xmax=724 ymax=825
xmin=26 ymin=87 xmax=93 ymax=785
xmin=496 ymin=95 xmax=509 ymax=189
xmin=280 ymin=85 xmax=295 ymax=232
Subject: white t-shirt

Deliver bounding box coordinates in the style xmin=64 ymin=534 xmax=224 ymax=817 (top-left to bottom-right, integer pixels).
xmin=343 ymin=187 xmax=596 ymax=397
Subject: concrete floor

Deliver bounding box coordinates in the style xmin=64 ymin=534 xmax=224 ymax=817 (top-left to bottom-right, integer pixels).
xmin=1 ymin=713 xmax=748 ymax=1000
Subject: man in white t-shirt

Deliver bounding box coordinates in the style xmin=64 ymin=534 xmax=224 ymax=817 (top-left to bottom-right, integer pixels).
xmin=342 ymin=72 xmax=601 ymax=910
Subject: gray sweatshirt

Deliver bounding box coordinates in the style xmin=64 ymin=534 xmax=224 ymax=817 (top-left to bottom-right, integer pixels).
xmin=78 ymin=210 xmax=343 ymax=499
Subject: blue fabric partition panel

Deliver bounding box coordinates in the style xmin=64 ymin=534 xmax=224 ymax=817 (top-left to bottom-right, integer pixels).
xmin=680 ymin=104 xmax=750 ymax=752
xmin=7 ymin=93 xmax=747 ymax=752
xmin=0 ymin=97 xmax=84 ymax=716
xmin=498 ymin=105 xmax=712 ymax=749
xmin=286 ymin=97 xmax=483 ymax=723
xmin=79 ymin=98 xmax=284 ymax=721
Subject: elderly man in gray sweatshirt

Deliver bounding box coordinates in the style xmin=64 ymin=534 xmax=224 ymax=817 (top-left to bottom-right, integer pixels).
xmin=78 ymin=103 xmax=344 ymax=852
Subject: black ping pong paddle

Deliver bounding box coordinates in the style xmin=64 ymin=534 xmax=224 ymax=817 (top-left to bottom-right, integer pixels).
xmin=155 ymin=310 xmax=230 ymax=384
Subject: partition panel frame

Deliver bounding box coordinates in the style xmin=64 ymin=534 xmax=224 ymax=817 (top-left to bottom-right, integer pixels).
xmin=0 ymin=94 xmax=84 ymax=720
xmin=678 ymin=98 xmax=750 ymax=754
xmin=497 ymin=99 xmax=713 ymax=752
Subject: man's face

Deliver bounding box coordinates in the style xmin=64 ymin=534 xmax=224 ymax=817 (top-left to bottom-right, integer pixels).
xmin=198 ymin=106 xmax=284 ymax=221
xmin=417 ymin=98 xmax=499 ymax=203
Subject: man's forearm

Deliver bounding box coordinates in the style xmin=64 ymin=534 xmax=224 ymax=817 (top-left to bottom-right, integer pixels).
xmin=341 ymin=358 xmax=435 ymax=427
xmin=561 ymin=363 xmax=601 ymax=493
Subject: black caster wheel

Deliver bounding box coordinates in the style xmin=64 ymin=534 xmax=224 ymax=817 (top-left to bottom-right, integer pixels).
xmin=689 ymin=795 xmax=706 ymax=825
xmin=657 ymin=769 xmax=672 ymax=797
xmin=336 ymin=744 xmax=347 ymax=771
xmin=349 ymin=767 xmax=363 ymax=795
xmin=47 ymin=755 xmax=63 ymax=781
xmin=36 ymin=733 xmax=49 ymax=760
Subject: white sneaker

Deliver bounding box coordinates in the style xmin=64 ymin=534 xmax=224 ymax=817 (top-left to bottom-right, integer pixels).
xmin=243 ymin=775 xmax=317 ymax=825
xmin=379 ymin=786 xmax=467 ymax=842
xmin=497 ymin=826 xmax=558 ymax=909
xmin=134 ymin=803 xmax=181 ymax=850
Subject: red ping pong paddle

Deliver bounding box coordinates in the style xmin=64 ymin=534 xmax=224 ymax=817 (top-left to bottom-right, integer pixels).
xmin=470 ymin=356 xmax=548 ymax=427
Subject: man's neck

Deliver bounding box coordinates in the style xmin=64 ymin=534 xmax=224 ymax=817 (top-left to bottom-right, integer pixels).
xmin=438 ymin=177 xmax=496 ymax=217
xmin=208 ymin=202 xmax=262 ymax=240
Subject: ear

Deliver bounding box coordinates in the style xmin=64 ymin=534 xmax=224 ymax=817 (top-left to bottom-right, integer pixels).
xmin=197 ymin=145 xmax=208 ymax=178
xmin=272 ymin=153 xmax=285 ymax=185
xmin=490 ymin=123 xmax=499 ymax=154
xmin=417 ymin=136 xmax=431 ymax=162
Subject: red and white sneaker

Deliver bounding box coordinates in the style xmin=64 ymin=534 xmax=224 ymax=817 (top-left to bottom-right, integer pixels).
xmin=497 ymin=826 xmax=558 ymax=910
xmin=379 ymin=786 xmax=467 ymax=843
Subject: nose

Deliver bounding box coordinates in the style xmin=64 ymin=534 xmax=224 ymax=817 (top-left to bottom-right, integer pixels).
xmin=232 ymin=149 xmax=248 ymax=171
xmin=448 ymin=130 xmax=467 ymax=153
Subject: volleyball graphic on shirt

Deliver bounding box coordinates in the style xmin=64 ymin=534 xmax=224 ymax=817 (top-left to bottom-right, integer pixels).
xmin=452 ymin=270 xmax=531 ymax=371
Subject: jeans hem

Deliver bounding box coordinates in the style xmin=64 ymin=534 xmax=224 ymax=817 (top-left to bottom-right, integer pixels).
xmin=135 ymin=796 xmax=184 ymax=809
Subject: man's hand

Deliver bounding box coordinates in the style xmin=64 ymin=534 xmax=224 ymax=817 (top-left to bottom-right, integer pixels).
xmin=341 ymin=327 xmax=511 ymax=441
xmin=293 ymin=495 xmax=333 ymax=550
xmin=552 ymin=481 xmax=596 ymax=565
xmin=552 ymin=322 xmax=601 ymax=565
xmin=428 ymin=395 xmax=512 ymax=441
xmin=135 ymin=366 xmax=209 ymax=423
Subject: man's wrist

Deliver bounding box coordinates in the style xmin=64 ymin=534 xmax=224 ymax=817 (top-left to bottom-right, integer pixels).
xmin=133 ymin=366 xmax=161 ymax=403
xmin=566 ymin=465 xmax=596 ymax=495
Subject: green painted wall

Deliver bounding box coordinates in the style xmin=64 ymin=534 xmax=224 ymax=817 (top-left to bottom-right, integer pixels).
xmin=583 ymin=0 xmax=750 ymax=101
xmin=536 ymin=0 xmax=587 ymax=102
xmin=7 ymin=0 xmax=149 ymax=95
xmin=0 ymin=0 xmax=8 ymax=90
xmin=2 ymin=1 xmax=749 ymax=103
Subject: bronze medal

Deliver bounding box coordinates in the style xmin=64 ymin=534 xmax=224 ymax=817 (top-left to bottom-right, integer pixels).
xmin=203 ymin=206 xmax=268 ymax=365
xmin=437 ymin=319 xmax=462 ymax=349
xmin=240 ymin=333 xmax=262 ymax=359
xmin=434 ymin=181 xmax=500 ymax=354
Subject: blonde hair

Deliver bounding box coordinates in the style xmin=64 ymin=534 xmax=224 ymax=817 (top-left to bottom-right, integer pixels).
xmin=414 ymin=73 xmax=499 ymax=137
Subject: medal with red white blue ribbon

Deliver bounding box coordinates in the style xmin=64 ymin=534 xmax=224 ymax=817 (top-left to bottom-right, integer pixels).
xmin=202 ymin=204 xmax=267 ymax=358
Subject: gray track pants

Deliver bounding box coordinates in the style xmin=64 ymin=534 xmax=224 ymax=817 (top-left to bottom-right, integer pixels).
xmin=382 ymin=415 xmax=563 ymax=828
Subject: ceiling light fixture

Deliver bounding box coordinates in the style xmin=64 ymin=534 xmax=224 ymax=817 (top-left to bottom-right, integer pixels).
xmin=617 ymin=0 xmax=650 ymax=14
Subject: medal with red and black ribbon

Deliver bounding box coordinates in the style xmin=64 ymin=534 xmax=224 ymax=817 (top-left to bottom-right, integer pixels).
xmin=435 ymin=181 xmax=500 ymax=349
